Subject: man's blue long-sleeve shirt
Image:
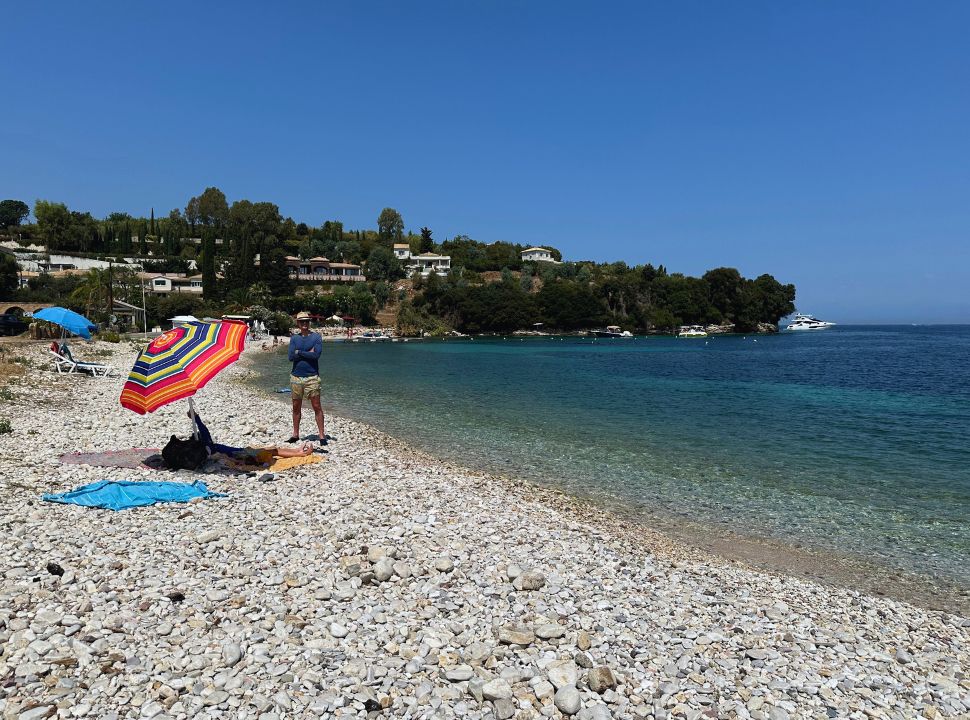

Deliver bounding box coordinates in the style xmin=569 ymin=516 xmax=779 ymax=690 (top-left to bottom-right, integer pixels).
xmin=288 ymin=332 xmax=322 ymax=377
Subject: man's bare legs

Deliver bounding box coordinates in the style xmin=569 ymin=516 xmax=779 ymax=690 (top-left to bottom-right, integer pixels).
xmin=291 ymin=397 xmax=302 ymax=441
xmin=291 ymin=395 xmax=324 ymax=443
xmin=309 ymin=394 xmax=326 ymax=442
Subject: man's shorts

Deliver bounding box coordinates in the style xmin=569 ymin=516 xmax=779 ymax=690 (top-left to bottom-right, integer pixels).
xmin=290 ymin=374 xmax=321 ymax=400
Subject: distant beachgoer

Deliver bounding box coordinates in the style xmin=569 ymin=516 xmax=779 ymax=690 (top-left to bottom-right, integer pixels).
xmin=59 ymin=341 xmax=75 ymax=362
xmin=49 ymin=341 xmax=60 ymax=355
xmin=287 ymin=311 xmax=327 ymax=446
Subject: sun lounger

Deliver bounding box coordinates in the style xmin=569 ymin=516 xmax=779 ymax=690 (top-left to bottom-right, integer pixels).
xmin=48 ymin=349 xmax=116 ymax=377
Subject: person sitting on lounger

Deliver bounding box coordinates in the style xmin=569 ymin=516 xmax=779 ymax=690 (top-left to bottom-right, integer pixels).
xmin=192 ymin=413 xmax=315 ymax=465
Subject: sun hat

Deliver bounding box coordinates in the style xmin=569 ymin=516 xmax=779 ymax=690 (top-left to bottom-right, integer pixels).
xmin=296 ymin=311 xmax=311 ymax=321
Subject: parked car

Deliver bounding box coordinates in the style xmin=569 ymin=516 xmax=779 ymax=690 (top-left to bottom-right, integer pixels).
xmin=0 ymin=314 xmax=29 ymax=337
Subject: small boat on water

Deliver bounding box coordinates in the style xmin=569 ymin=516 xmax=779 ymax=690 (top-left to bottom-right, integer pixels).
xmin=786 ymin=314 xmax=835 ymax=331
xmin=677 ymin=325 xmax=708 ymax=338
xmin=590 ymin=325 xmax=633 ymax=338
xmin=354 ymin=330 xmax=393 ymax=342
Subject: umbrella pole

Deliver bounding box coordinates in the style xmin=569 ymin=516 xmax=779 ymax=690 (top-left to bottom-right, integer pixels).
xmin=188 ymin=398 xmax=199 ymax=441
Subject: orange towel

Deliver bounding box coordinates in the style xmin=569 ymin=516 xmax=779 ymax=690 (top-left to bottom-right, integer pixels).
xmin=268 ymin=454 xmax=325 ymax=472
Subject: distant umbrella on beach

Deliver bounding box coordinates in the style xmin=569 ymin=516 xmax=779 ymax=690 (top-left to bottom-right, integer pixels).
xmin=120 ymin=320 xmax=247 ymax=415
xmin=32 ymin=306 xmax=97 ymax=340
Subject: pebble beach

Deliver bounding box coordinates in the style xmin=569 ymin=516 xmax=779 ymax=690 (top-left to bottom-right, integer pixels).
xmin=0 ymin=340 xmax=968 ymax=720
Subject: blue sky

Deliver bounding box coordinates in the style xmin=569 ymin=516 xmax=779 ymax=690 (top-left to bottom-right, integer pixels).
xmin=2 ymin=1 xmax=968 ymax=322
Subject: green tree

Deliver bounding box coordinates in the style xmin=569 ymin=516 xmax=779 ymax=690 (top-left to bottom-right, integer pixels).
xmin=266 ymin=311 xmax=293 ymax=337
xmin=260 ymin=248 xmax=294 ymax=297
xmin=247 ymin=281 xmax=272 ymax=307
xmin=185 ymin=196 xmax=200 ymax=234
xmin=734 ymin=274 xmax=796 ymax=330
xmin=194 ymin=187 xmax=229 ymax=228
xmin=365 ymin=245 xmax=404 ymax=281
xmin=373 ymin=280 xmax=390 ymax=309
xmin=165 ymin=208 xmax=183 ymax=255
xmin=121 ymin=220 xmax=132 ymax=253
xmin=0 ymin=200 xmax=30 ymax=228
xmin=703 ymin=267 xmax=743 ymax=322
xmin=334 ymin=240 xmax=363 ymax=264
xmin=201 ymin=232 xmax=217 ymax=300
xmin=395 ymin=299 xmax=449 ymax=336
xmin=0 ymin=253 xmax=18 ymax=296
xmin=649 ymin=307 xmax=678 ymax=332
xmin=69 ymin=268 xmax=111 ymax=319
xmin=34 ymin=200 xmax=71 ymax=250
xmin=349 ymin=283 xmax=376 ymax=323
xmin=419 ymin=226 xmax=434 ymax=253
xmin=537 ymin=281 xmax=607 ymax=330
xmin=377 ymin=207 xmax=404 ymax=244
xmin=486 ymin=242 xmax=523 ymax=271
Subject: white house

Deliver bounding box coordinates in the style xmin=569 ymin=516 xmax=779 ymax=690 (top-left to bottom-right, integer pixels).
xmin=408 ymin=252 xmax=451 ymax=278
xmin=520 ymin=247 xmax=560 ymax=264
xmin=393 ymin=244 xmax=411 ymax=261
xmin=140 ymin=273 xmax=204 ymax=296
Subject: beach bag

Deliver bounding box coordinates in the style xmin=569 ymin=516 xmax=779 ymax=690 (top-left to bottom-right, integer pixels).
xmin=161 ymin=435 xmax=208 ymax=471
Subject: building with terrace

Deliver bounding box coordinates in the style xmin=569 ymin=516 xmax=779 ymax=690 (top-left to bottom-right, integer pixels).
xmin=284 ymin=256 xmax=365 ymax=282
xmin=520 ymin=247 xmax=561 ymax=264
xmin=408 ymin=252 xmax=451 ymax=278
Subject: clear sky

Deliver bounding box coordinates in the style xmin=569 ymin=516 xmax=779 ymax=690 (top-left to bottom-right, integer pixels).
xmin=2 ymin=1 xmax=968 ymax=322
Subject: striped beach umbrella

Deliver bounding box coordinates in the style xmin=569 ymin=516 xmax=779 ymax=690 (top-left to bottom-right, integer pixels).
xmin=120 ymin=320 xmax=248 ymax=415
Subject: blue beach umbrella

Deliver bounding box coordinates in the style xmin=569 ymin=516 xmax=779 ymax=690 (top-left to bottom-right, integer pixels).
xmin=33 ymin=307 xmax=97 ymax=340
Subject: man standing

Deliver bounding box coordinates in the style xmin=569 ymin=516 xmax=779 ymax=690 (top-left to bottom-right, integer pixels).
xmin=287 ymin=311 xmax=327 ymax=446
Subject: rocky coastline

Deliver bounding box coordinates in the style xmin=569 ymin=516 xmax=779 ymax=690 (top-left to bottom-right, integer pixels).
xmin=0 ymin=339 xmax=967 ymax=719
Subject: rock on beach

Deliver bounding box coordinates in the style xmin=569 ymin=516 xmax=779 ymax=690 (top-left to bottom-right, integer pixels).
xmin=0 ymin=340 xmax=967 ymax=720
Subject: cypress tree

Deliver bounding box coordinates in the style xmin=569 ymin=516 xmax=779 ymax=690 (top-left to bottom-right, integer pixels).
xmin=202 ymin=231 xmax=217 ymax=299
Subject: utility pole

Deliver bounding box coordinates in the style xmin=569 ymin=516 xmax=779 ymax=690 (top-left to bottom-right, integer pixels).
xmin=107 ymin=261 xmax=113 ymax=329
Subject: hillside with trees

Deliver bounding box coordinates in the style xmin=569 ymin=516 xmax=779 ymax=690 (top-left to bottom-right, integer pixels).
xmin=1 ymin=190 xmax=795 ymax=335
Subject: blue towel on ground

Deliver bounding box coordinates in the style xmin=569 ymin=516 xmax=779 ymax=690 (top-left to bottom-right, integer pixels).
xmin=43 ymin=480 xmax=227 ymax=511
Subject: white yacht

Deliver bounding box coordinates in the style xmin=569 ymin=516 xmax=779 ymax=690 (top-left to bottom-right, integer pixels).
xmin=677 ymin=325 xmax=708 ymax=338
xmin=786 ymin=314 xmax=835 ymax=331
xmin=590 ymin=325 xmax=633 ymax=338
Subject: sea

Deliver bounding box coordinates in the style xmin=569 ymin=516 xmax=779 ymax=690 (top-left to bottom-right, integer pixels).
xmin=252 ymin=326 xmax=970 ymax=600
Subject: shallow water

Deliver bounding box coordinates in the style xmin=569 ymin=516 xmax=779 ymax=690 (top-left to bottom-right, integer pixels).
xmin=255 ymin=326 xmax=970 ymax=588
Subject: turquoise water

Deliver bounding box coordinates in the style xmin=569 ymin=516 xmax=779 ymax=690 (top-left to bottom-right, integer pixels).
xmin=256 ymin=327 xmax=970 ymax=587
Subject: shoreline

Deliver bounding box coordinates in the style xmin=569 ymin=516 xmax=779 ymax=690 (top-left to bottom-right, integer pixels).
xmin=247 ymin=346 xmax=970 ymax=618
xmin=1 ymin=338 xmax=968 ymax=719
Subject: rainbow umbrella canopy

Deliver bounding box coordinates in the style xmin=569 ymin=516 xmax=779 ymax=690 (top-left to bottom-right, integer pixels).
xmin=120 ymin=320 xmax=247 ymax=415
